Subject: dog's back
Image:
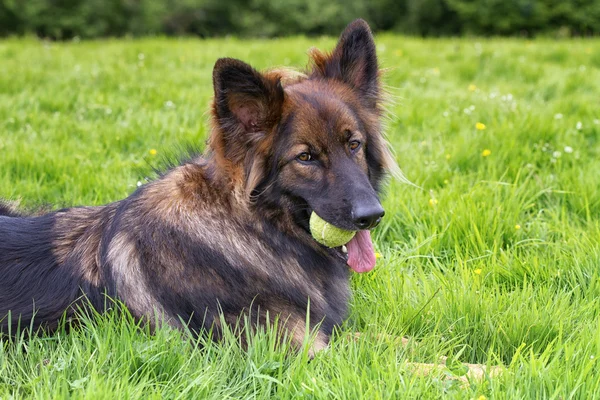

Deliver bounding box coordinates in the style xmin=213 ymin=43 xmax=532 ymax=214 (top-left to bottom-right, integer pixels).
xmin=0 ymin=168 xmax=350 ymax=349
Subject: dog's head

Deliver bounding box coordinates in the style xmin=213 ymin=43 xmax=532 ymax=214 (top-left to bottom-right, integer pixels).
xmin=209 ymin=20 xmax=399 ymax=271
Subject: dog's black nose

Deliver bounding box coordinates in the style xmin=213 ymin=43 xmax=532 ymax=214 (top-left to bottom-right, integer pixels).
xmin=352 ymin=204 xmax=385 ymax=230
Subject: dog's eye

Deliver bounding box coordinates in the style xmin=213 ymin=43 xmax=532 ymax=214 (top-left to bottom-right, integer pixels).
xmin=349 ymin=140 xmax=361 ymax=152
xmin=297 ymin=152 xmax=312 ymax=162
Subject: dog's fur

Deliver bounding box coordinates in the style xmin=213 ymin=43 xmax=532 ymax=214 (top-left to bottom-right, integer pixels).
xmin=0 ymin=20 xmax=398 ymax=350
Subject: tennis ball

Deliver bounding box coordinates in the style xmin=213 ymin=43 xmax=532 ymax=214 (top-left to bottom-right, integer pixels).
xmin=309 ymin=212 xmax=356 ymax=248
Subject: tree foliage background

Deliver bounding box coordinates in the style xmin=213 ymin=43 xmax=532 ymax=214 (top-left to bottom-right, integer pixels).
xmin=0 ymin=0 xmax=599 ymax=39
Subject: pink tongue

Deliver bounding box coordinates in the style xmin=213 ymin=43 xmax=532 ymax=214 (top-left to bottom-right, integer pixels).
xmin=346 ymin=230 xmax=376 ymax=273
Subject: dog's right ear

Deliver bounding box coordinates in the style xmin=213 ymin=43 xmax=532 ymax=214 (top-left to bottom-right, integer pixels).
xmin=212 ymin=58 xmax=284 ymax=162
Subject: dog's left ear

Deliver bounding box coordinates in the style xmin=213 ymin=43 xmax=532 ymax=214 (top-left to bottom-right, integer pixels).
xmin=311 ymin=19 xmax=379 ymax=107
xmin=212 ymin=58 xmax=284 ymax=161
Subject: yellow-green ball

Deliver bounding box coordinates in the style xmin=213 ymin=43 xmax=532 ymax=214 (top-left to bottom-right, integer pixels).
xmin=309 ymin=212 xmax=356 ymax=248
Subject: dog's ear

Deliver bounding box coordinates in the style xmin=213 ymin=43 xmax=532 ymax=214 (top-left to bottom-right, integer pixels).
xmin=310 ymin=19 xmax=379 ymax=107
xmin=212 ymin=58 xmax=284 ymax=157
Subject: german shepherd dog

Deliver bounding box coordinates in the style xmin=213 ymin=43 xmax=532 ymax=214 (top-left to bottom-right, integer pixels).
xmin=0 ymin=20 xmax=399 ymax=352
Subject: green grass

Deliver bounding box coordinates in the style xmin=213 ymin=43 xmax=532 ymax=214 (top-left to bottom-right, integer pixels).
xmin=1 ymin=34 xmax=600 ymax=398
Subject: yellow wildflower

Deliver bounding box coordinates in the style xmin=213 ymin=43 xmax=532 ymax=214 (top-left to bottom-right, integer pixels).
xmin=149 ymin=149 xmax=157 ymax=156
xmin=468 ymin=84 xmax=477 ymax=92
xmin=474 ymin=269 xmax=482 ymax=275
xmin=482 ymin=149 xmax=491 ymax=157
xmin=429 ymin=198 xmax=438 ymax=207
xmin=475 ymin=122 xmax=486 ymax=130
xmin=375 ymin=252 xmax=382 ymax=259
xmin=515 ymin=224 xmax=521 ymax=230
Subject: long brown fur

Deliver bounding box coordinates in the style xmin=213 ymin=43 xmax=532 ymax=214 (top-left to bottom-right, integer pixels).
xmin=0 ymin=20 xmax=399 ymax=351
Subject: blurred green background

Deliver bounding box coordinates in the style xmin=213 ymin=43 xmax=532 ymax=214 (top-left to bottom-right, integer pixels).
xmin=1 ymin=0 xmax=599 ymax=39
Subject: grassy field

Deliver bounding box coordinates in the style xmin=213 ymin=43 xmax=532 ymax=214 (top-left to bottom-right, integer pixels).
xmin=1 ymin=34 xmax=600 ymax=398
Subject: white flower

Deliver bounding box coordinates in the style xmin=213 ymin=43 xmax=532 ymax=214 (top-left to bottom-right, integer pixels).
xmin=164 ymin=100 xmax=176 ymax=109
xmin=138 ymin=53 xmax=145 ymax=60
xmin=594 ymin=119 xmax=599 ymax=125
xmin=576 ymin=121 xmax=583 ymax=130
xmin=554 ymin=113 xmax=563 ymax=120
xmin=553 ymin=151 xmax=562 ymax=158
xmin=564 ymin=146 xmax=573 ymax=153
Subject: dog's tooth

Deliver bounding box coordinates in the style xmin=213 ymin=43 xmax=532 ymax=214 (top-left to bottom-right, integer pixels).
xmin=341 ymin=245 xmax=347 ymax=254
